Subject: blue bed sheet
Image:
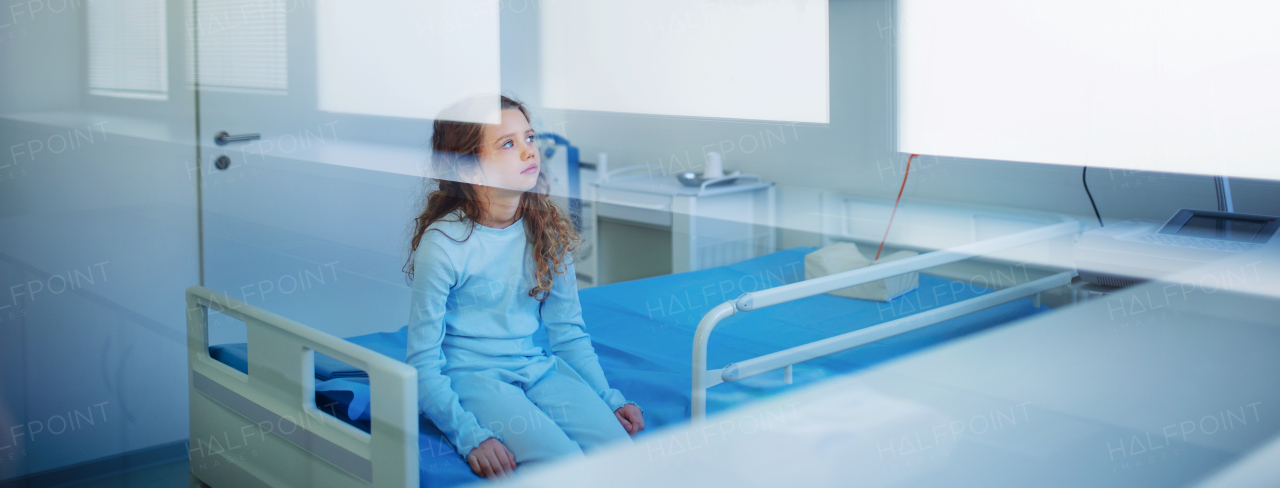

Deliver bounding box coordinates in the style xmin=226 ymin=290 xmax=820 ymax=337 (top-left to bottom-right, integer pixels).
xmin=209 ymin=328 xmax=408 ymax=381
xmin=209 ymin=247 xmax=1047 ymax=487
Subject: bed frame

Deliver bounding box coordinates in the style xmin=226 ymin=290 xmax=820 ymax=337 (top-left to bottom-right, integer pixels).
xmin=186 ymin=287 xmax=418 ymax=487
xmin=690 ymin=220 xmax=1081 ymax=419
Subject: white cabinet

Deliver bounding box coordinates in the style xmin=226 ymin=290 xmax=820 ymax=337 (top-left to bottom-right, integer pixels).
xmin=574 ymin=165 xmax=601 ymax=288
xmin=589 ymin=170 xmax=776 ymax=284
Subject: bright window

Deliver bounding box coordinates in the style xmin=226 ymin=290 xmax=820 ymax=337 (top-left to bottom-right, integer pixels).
xmin=316 ymin=0 xmax=501 ymax=122
xmin=189 ymin=0 xmax=288 ymax=93
xmin=898 ymin=0 xmax=1280 ymax=180
xmin=540 ymin=0 xmax=829 ymax=123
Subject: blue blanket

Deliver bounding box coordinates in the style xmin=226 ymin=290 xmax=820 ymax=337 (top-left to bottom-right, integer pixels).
xmin=209 ymin=247 xmax=1047 ymax=486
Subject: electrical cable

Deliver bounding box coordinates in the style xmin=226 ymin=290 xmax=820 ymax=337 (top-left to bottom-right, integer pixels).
xmin=875 ymin=154 xmax=915 ymax=260
xmin=1082 ymin=166 xmax=1103 ymax=228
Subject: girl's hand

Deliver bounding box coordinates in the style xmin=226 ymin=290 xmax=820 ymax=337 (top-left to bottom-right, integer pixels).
xmin=614 ymin=403 xmax=645 ymax=435
xmin=467 ymin=437 xmax=516 ymax=479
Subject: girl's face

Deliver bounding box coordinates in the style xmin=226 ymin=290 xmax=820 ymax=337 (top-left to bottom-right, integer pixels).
xmin=472 ymin=108 xmax=540 ymax=192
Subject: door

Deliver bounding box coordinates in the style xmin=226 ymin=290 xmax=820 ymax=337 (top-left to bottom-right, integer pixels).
xmin=191 ymin=0 xmax=522 ymax=342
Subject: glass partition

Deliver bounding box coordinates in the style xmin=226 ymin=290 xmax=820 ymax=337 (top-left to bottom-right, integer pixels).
xmin=3 ymin=1 xmax=1279 ymax=486
xmin=0 ymin=0 xmax=198 ymax=479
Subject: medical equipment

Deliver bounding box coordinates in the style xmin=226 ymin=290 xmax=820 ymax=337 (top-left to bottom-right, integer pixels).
xmin=1074 ymin=208 xmax=1280 ymax=288
xmin=538 ymin=134 xmax=608 ymax=289
xmin=533 ymin=133 xmax=581 ymax=230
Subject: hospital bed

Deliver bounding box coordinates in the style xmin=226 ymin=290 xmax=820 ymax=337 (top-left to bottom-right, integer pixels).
xmin=496 ymin=246 xmax=1280 ymax=488
xmin=186 ymin=214 xmax=1077 ymax=487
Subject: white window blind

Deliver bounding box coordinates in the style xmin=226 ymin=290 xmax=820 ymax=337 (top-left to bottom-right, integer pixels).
xmin=88 ymin=0 xmax=169 ymax=100
xmin=189 ymin=0 xmax=288 ymax=93
xmin=540 ymin=0 xmax=829 ymax=123
xmin=315 ymin=0 xmax=501 ymax=122
xmin=898 ymin=0 xmax=1280 ymax=181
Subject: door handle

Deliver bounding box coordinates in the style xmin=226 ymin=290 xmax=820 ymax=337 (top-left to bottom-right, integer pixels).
xmin=214 ymin=131 xmax=261 ymax=146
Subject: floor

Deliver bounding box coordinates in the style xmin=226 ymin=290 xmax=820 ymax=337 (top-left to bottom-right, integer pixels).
xmin=53 ymin=460 xmax=191 ymax=488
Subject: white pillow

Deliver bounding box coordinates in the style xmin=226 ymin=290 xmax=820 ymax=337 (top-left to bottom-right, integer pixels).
xmin=804 ymin=243 xmax=920 ymax=302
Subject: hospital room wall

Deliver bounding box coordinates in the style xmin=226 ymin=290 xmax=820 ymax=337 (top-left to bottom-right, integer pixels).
xmin=0 ymin=0 xmax=199 ymax=479
xmin=0 ymin=4 xmax=82 ymax=115
xmin=553 ymin=0 xmax=1280 ymax=252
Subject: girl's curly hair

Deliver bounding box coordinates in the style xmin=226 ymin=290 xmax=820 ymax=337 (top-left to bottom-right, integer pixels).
xmin=404 ymin=96 xmax=579 ymax=301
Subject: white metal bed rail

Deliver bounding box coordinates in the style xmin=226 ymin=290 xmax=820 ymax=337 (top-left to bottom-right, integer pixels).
xmin=691 ymin=221 xmax=1080 ymax=419
xmin=719 ymin=272 xmax=1074 ymax=383
xmin=186 ymin=286 xmax=419 ymax=487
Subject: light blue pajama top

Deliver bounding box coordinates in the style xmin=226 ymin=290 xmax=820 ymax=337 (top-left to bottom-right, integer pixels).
xmin=405 ymin=212 xmax=629 ymax=456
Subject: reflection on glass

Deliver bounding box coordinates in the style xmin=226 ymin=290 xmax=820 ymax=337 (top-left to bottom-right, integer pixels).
xmin=317 ymin=0 xmax=500 ymax=122
xmin=541 ymin=0 xmax=829 ymax=123
xmin=88 ymin=0 xmax=169 ymax=100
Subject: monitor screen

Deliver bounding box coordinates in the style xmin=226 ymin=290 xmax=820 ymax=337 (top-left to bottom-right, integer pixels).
xmin=1177 ymin=215 xmax=1269 ymax=242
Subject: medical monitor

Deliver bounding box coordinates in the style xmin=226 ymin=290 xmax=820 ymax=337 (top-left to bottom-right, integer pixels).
xmin=1159 ymin=209 xmax=1280 ymax=244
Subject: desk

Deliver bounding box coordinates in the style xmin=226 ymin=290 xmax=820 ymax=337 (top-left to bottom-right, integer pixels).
xmin=590 ymin=169 xmax=776 ymax=281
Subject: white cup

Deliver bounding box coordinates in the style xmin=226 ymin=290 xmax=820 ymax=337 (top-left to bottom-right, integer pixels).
xmin=704 ymin=152 xmax=724 ymax=178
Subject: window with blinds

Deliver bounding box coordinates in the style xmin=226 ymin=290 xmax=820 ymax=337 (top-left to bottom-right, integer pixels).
xmin=88 ymin=0 xmax=169 ymax=100
xmin=188 ymin=0 xmax=288 ymax=93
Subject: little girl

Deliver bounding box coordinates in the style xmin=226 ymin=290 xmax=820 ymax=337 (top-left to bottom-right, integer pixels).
xmin=404 ymin=96 xmax=644 ymax=479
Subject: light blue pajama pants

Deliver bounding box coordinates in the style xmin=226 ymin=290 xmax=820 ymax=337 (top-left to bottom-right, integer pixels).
xmin=447 ymin=356 xmax=632 ymax=465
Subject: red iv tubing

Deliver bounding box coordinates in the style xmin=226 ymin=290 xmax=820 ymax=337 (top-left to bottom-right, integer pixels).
xmin=874 ymin=154 xmax=916 ymax=261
